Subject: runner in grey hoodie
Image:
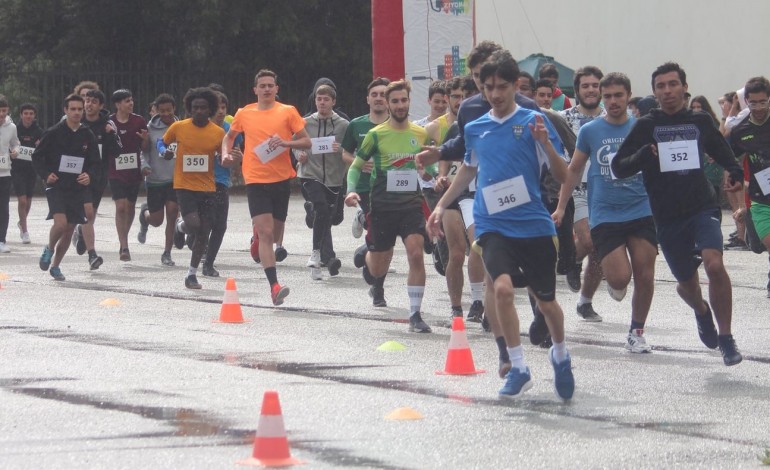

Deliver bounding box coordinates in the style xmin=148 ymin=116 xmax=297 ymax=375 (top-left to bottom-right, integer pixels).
xmin=0 ymin=98 xmax=21 ymax=253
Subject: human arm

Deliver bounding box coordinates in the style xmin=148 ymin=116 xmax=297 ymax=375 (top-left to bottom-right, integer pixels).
xmin=530 ymin=114 xmax=568 ymax=183
xmin=612 ymin=120 xmax=656 ymax=179
xmin=427 ymin=162 xmax=478 ymax=238
xmin=552 ymin=149 xmax=588 ymax=226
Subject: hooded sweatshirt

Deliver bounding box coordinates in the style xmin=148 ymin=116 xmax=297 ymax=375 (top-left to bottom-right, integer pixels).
xmin=82 ymin=108 xmax=120 ymax=188
xmin=304 ymin=78 xmax=350 ymax=120
xmin=0 ymin=116 xmax=20 ymax=178
xmin=296 ymin=111 xmax=349 ymax=187
xmin=141 ymin=113 xmax=178 ymax=185
xmin=32 ymin=119 xmax=101 ymax=191
xmin=13 ymin=117 xmax=42 ymax=174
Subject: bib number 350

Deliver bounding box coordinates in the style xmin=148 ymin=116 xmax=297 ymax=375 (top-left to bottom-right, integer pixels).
xmin=183 ymin=154 xmax=209 ymax=172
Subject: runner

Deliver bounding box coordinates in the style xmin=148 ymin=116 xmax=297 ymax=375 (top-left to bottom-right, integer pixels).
xmin=137 ymin=93 xmax=180 ymax=267
xmin=344 ymin=79 xmax=433 ymax=333
xmin=32 ymin=94 xmax=101 ymax=280
xmin=0 ymin=95 xmax=20 ymax=253
xmin=12 ymin=103 xmax=42 ymax=245
xmin=413 ymin=80 xmax=447 ymax=126
xmin=222 ymin=69 xmax=311 ymax=305
xmin=613 ymin=62 xmax=744 ymax=366
xmin=428 ymin=50 xmax=574 ymax=399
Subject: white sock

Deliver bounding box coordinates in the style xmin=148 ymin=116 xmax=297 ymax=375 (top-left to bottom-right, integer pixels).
xmin=187 ymin=266 xmax=197 ymax=277
xmin=552 ymin=340 xmax=568 ymax=363
xmin=470 ymin=282 xmax=484 ymax=302
xmin=506 ymin=345 xmax=527 ymax=372
xmin=578 ymin=295 xmax=592 ymax=307
xmin=178 ymin=219 xmax=187 ymax=234
xmin=407 ymin=285 xmax=424 ymax=314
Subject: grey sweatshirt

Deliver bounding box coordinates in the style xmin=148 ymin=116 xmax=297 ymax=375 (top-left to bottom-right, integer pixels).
xmin=0 ymin=116 xmax=20 ymax=178
xmin=141 ymin=114 xmax=178 ymax=185
xmin=296 ymin=111 xmax=349 ymax=187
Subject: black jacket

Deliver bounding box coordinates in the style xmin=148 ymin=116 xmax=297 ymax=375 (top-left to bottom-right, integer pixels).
xmin=32 ymin=120 xmax=101 ymax=191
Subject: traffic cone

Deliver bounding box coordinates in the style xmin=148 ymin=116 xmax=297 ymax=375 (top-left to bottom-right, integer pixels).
xmin=213 ymin=278 xmax=250 ymax=323
xmin=436 ymin=317 xmax=486 ymax=375
xmin=237 ymin=390 xmax=305 ymax=467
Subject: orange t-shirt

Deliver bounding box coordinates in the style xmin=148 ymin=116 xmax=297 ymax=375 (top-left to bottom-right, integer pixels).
xmin=164 ymin=119 xmax=225 ymax=192
xmin=230 ymin=102 xmax=305 ymax=184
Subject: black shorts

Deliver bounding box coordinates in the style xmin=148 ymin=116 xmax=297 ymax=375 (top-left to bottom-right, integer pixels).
xmin=367 ymin=206 xmax=426 ymax=252
xmin=476 ymin=232 xmax=558 ymax=302
xmin=146 ymin=183 xmax=178 ymax=213
xmin=590 ymin=216 xmax=658 ymax=261
xmin=110 ymin=179 xmax=141 ymax=202
xmin=246 ymin=180 xmax=291 ymax=221
xmin=176 ymin=189 xmax=215 ymax=221
xmin=11 ymin=164 xmax=37 ymax=198
xmin=657 ymin=207 xmax=723 ymax=282
xmin=45 ymin=187 xmax=87 ymax=224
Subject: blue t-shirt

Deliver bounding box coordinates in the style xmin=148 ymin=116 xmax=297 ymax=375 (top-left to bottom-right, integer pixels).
xmin=575 ymin=116 xmax=651 ymax=228
xmin=464 ymin=107 xmax=564 ymax=239
xmin=214 ymin=121 xmax=243 ymax=188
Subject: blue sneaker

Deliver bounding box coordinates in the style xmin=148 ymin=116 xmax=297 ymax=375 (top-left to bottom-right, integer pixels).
xmin=498 ymin=367 xmax=532 ymax=399
xmin=549 ymin=347 xmax=575 ymax=400
xmin=49 ymin=266 xmax=65 ymax=281
xmin=39 ymin=246 xmax=53 ymax=271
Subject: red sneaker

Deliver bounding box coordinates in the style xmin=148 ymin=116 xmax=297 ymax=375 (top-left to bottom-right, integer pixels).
xmin=250 ymin=226 xmax=260 ymax=263
xmin=271 ymin=283 xmax=290 ymax=306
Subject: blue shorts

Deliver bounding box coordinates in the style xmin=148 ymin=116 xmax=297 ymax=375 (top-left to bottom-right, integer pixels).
xmin=656 ymin=207 xmax=723 ymax=282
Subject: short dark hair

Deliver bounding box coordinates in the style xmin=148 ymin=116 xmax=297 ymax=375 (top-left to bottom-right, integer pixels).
xmin=446 ymin=76 xmax=463 ymax=93
xmin=628 ymin=97 xmax=642 ymax=107
xmin=467 ymin=41 xmax=503 ymax=69
xmin=367 ymin=77 xmax=391 ymax=91
xmin=574 ymin=66 xmax=603 ymax=91
xmin=535 ymin=78 xmax=554 ymax=91
xmin=64 ymin=94 xmax=84 ymax=108
xmin=651 ymin=62 xmax=686 ymax=89
xmin=479 ymin=50 xmax=520 ymax=85
xmin=385 ymin=79 xmax=411 ymax=100
xmin=539 ymin=63 xmax=558 ymax=80
xmin=315 ymin=84 xmax=336 ymax=100
xmin=86 ymin=89 xmax=106 ymax=105
xmin=254 ymin=69 xmax=278 ymax=85
xmin=461 ymin=74 xmax=478 ymax=95
xmin=215 ymin=91 xmax=228 ymax=107
xmin=427 ymin=80 xmax=446 ymax=99
xmin=183 ymin=87 xmax=219 ymax=117
xmin=19 ymin=103 xmax=37 ymax=114
xmin=207 ymin=83 xmax=225 ymax=93
xmin=518 ymin=71 xmax=535 ymax=89
xmin=600 ymin=72 xmax=631 ymax=94
xmin=744 ymin=76 xmax=770 ymax=96
xmin=112 ymin=88 xmax=132 ymax=103
xmin=0 ymin=95 xmax=8 ymax=108
xmin=154 ymin=93 xmax=176 ymax=108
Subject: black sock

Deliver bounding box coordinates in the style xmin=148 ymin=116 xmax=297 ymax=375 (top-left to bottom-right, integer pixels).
xmin=451 ymin=305 xmax=462 ymax=313
xmin=88 ymin=249 xmax=97 ymax=257
xmin=264 ymin=267 xmax=278 ymax=286
xmin=496 ymin=336 xmax=509 ymax=362
xmin=630 ymin=320 xmax=645 ymax=332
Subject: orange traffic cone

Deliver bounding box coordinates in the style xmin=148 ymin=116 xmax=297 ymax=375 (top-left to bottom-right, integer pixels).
xmin=213 ymin=278 xmax=250 ymax=323
xmin=237 ymin=390 xmax=305 ymax=467
xmin=436 ymin=317 xmax=486 ymax=375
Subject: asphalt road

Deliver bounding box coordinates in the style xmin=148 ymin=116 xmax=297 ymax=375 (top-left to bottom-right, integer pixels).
xmin=1 ymin=194 xmax=769 ymax=469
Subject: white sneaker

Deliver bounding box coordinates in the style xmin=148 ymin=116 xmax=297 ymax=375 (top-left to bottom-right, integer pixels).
xmin=21 ymin=232 xmax=31 ymax=244
xmin=352 ymin=208 xmax=364 ymax=239
xmin=607 ymin=283 xmax=627 ymax=302
xmin=0 ymin=242 xmax=10 ymax=253
xmin=306 ymin=249 xmax=321 ymax=268
xmin=625 ymin=329 xmax=652 ymax=353
xmin=310 ymin=266 xmax=323 ymax=281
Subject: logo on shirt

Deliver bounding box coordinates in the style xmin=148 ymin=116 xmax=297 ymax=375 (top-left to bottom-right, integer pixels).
xmin=512 ymin=125 xmax=524 ymax=139
xmin=479 ymin=131 xmax=491 ymax=139
xmin=653 ymin=124 xmax=699 ymax=143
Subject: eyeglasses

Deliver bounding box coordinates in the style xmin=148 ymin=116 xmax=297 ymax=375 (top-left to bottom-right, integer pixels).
xmin=747 ymin=99 xmax=769 ymax=109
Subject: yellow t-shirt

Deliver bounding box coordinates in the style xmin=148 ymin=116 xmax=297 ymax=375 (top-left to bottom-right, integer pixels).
xmin=164 ymin=119 xmax=225 ymax=192
xmin=230 ymin=102 xmax=305 ymax=184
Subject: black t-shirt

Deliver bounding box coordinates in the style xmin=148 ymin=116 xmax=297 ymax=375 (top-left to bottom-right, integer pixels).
xmin=730 ymin=114 xmax=770 ymax=206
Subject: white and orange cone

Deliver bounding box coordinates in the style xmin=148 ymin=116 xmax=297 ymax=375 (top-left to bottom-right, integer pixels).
xmin=213 ymin=278 xmax=249 ymax=323
xmin=237 ymin=390 xmax=305 ymax=467
xmin=436 ymin=317 xmax=486 ymax=375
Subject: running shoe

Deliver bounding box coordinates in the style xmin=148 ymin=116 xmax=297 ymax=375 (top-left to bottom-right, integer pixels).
xmin=186 ymin=233 xmax=195 ymax=251
xmin=432 ymin=248 xmax=446 ymax=276
xmin=88 ymin=253 xmax=103 ymax=270
xmin=607 ymin=283 xmax=627 ymax=302
xmin=0 ymin=242 xmax=9 ymax=253
xmin=73 ymin=224 xmax=86 ymax=255
xmin=529 ymin=310 xmax=549 ymax=345
xmin=408 ymin=312 xmax=432 ymax=333
xmin=467 ymin=300 xmax=484 ymax=323
xmin=723 ymin=238 xmax=749 ymax=251
xmin=274 ymin=246 xmax=288 ymax=262
xmin=161 ymin=251 xmax=175 ymax=266
xmin=21 ymin=232 xmax=31 ymax=244
xmin=310 ymin=266 xmax=323 ymax=280
xmin=481 ymin=314 xmax=491 ymax=332
xmin=353 ymin=243 xmax=368 ymax=269
xmin=304 ymin=201 xmax=314 ymax=229
xmin=202 ymin=264 xmax=219 ymax=277
xmin=49 ymin=266 xmax=65 ymax=281
xmin=625 ymin=328 xmax=652 ymax=353
xmin=173 ymin=218 xmax=185 ymax=249
xmin=549 ymin=347 xmax=575 ymax=400
xmin=695 ymin=303 xmax=718 ymax=349
xmin=70 ymin=224 xmax=80 ymax=249
xmin=185 ymin=275 xmax=202 ymax=289
xmin=718 ymin=335 xmax=743 ymax=366
xmin=423 ymin=235 xmax=434 ymax=254
xmin=576 ymin=303 xmax=602 ymax=322
xmin=119 ymin=248 xmax=131 ymax=262
xmin=137 ymin=203 xmax=149 ymax=244
xmin=499 ymin=367 xmax=532 ymax=399
xmin=327 ymin=257 xmax=341 ymax=277
xmin=271 ymin=283 xmax=290 ymax=305
xmin=351 ymin=208 xmax=364 ymax=239
xmin=566 ymin=263 xmax=582 ymax=292
xmin=306 ymin=249 xmax=321 ymax=268
xmin=39 ymin=245 xmax=53 ymax=271
xmin=369 ymin=285 xmax=387 ymax=307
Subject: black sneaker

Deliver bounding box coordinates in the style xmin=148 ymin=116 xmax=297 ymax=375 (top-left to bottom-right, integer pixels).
xmin=539 ymin=336 xmax=553 ymax=349
xmin=432 ymin=248 xmax=446 ymax=276
xmin=88 ymin=253 xmax=103 ymax=270
xmin=695 ymin=303 xmax=718 ymax=349
xmin=202 ymin=264 xmax=219 ymax=277
xmin=369 ymin=285 xmax=387 ymax=307
xmin=529 ymin=309 xmax=549 ymax=345
xmin=137 ymin=203 xmax=149 ymax=244
xmin=161 ymin=251 xmax=175 ymax=266
xmin=327 ymin=258 xmax=341 ymax=277
xmin=576 ymin=302 xmax=602 ymax=322
xmin=185 ymin=275 xmax=202 ymax=289
xmin=408 ymin=312 xmax=432 ymax=333
xmin=354 ymin=244 xmax=368 ymax=269
xmin=423 ymin=235 xmax=434 ymax=254
xmin=274 ymin=246 xmax=288 ymax=262
xmin=75 ymin=224 xmax=86 ymax=256
xmin=173 ymin=219 xmax=185 ymax=249
xmin=718 ymin=335 xmax=743 ymax=366
xmin=467 ymin=301 xmax=484 ymax=323
xmin=303 ymin=201 xmax=314 ymax=229
xmin=723 ymin=238 xmax=749 ymax=251
xmin=566 ymin=263 xmax=581 ymax=293
xmin=481 ymin=314 xmax=491 ymax=332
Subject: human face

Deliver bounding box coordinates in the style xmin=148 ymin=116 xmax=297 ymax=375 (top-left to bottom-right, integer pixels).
xmin=64 ymin=100 xmax=84 ymax=126
xmin=471 ymin=64 xmax=483 ymax=94
xmin=84 ymin=96 xmax=103 ymax=119
xmin=157 ymin=102 xmax=176 ymax=126
xmin=428 ymin=92 xmax=447 ymax=117
xmin=535 ymin=87 xmax=553 ymax=109
xmin=115 ymin=96 xmax=134 ymax=115
xmin=517 ymin=78 xmax=534 ymax=98
xmin=483 ymin=74 xmax=517 ymax=116
xmin=448 ymin=88 xmax=463 ymax=116
xmin=190 ymin=98 xmax=211 ymax=127
xmin=601 ymin=84 xmax=630 ymax=120
xmin=367 ymin=85 xmax=387 ymax=114
xmin=746 ymin=91 xmax=770 ymax=121
xmin=653 ymin=71 xmax=687 ymax=114
xmin=254 ymin=76 xmax=278 ymax=103
xmin=577 ymin=75 xmax=601 ymax=110
xmin=315 ymin=93 xmax=335 ymax=117
xmin=20 ymin=109 xmax=35 ymax=126
xmin=628 ymin=103 xmax=640 ymax=118
xmin=387 ymin=89 xmax=410 ymax=123
xmin=689 ymin=101 xmax=702 ymax=113
xmin=0 ymin=107 xmax=8 ymax=123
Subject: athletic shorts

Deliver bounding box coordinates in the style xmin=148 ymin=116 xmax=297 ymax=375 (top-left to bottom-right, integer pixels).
xmin=590 ymin=216 xmax=658 ymax=261
xmin=147 ymin=183 xmax=177 ymax=213
xmin=176 ymin=189 xmax=215 ymax=221
xmin=476 ymin=232 xmax=558 ymax=302
xmin=750 ymin=202 xmax=770 ymax=241
xmin=110 ymin=179 xmax=140 ymax=202
xmin=367 ymin=206 xmax=426 ymax=252
xmin=11 ymin=165 xmax=37 ymax=198
xmin=572 ymin=186 xmax=588 ymax=222
xmin=246 ymin=180 xmax=291 ymax=221
xmin=45 ymin=187 xmax=87 ymax=224
xmin=458 ymin=195 xmax=475 ymax=229
xmin=656 ymin=207 xmax=723 ymax=282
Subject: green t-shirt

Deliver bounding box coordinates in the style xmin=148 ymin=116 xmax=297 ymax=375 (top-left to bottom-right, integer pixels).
xmin=356 ymin=121 xmax=429 ymax=210
xmin=342 ymin=115 xmax=377 ymax=192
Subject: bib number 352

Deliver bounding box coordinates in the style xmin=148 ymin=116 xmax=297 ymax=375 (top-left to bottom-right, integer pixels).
xmin=658 ymin=140 xmax=699 ymax=172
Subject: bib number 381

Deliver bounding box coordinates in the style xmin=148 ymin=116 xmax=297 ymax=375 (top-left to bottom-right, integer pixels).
xmin=482 ymin=175 xmax=530 ymax=215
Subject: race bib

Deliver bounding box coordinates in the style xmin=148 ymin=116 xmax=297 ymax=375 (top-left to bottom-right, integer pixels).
xmin=0 ymin=154 xmax=9 ymax=170
xmin=116 ymin=152 xmax=138 ymax=171
xmin=255 ymin=139 xmax=284 ymax=164
xmin=167 ymin=143 xmax=178 ymax=156
xmin=386 ymin=169 xmax=418 ymax=192
xmin=182 ymin=154 xmax=209 ymax=172
xmin=447 ymin=162 xmax=459 ymax=182
xmin=658 ymin=140 xmax=700 ymax=173
xmin=59 ymin=155 xmax=84 ymax=174
xmin=17 ymin=146 xmax=35 ymax=162
xmin=482 ymin=175 xmax=530 ymax=215
xmin=310 ymin=136 xmax=335 ymax=155
xmin=755 ymin=166 xmax=770 ymax=196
